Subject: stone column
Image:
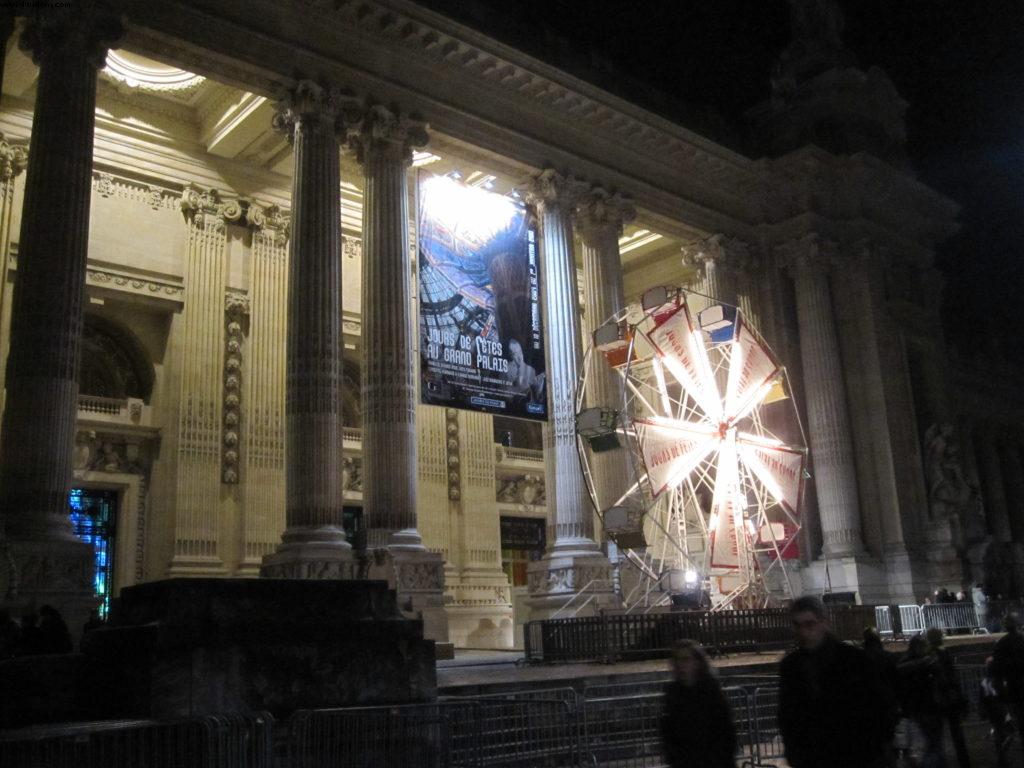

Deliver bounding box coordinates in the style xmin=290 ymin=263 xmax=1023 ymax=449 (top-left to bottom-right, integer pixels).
xmin=577 ymin=187 xmax=634 ymax=515
xmin=261 ymin=81 xmax=352 ymax=578
xmin=0 ymin=134 xmax=27 ymax=418
xmin=170 ymin=185 xmax=239 ymax=575
xmin=240 ymin=203 xmax=289 ymax=575
xmin=785 ymin=236 xmax=865 ymax=558
xmin=352 ymin=103 xmax=426 ymax=549
xmin=352 ymin=104 xmax=446 ymax=642
xmin=524 ymin=169 xmax=613 ymax=616
xmin=0 ymin=8 xmax=122 ymax=621
xmin=975 ymin=429 xmax=1011 ymax=543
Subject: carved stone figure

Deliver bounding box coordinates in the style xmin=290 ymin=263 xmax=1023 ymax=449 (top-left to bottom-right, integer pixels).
xmin=496 ymin=477 xmax=518 ymax=503
xmin=924 ymin=422 xmax=985 ymax=542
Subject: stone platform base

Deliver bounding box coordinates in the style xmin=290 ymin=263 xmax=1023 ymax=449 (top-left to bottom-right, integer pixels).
xmin=526 ymin=552 xmax=619 ymax=620
xmin=803 ymin=554 xmax=889 ymax=605
xmin=0 ymin=536 xmax=97 ymax=639
xmin=365 ymin=546 xmax=449 ymax=643
xmin=80 ymin=578 xmax=435 ymax=719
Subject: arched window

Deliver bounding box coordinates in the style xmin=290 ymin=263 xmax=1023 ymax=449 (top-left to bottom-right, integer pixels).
xmin=79 ymin=314 xmax=155 ymax=402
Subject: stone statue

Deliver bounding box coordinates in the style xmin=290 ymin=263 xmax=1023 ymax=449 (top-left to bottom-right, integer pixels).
xmin=924 ymin=422 xmax=984 ymax=540
xmin=774 ymin=0 xmax=856 ymax=87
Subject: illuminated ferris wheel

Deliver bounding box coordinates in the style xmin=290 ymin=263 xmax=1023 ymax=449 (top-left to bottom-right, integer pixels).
xmin=576 ymin=285 xmax=808 ymax=610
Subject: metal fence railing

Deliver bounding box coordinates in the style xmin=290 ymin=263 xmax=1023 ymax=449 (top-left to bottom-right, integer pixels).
xmin=0 ymin=713 xmax=273 ymax=768
xmin=525 ymin=605 xmax=876 ymax=663
xmin=0 ymin=664 xmax=996 ymax=768
xmin=290 ymin=698 xmax=583 ymax=768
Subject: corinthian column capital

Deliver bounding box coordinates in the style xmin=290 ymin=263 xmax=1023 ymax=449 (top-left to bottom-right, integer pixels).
xmin=244 ymin=201 xmax=291 ymax=243
xmin=179 ymin=184 xmax=243 ymax=228
xmin=519 ymin=168 xmax=587 ymax=212
xmin=0 ymin=133 xmax=27 ymax=182
xmin=19 ymin=5 xmax=124 ymax=69
xmin=775 ymin=233 xmax=837 ymax=275
xmin=271 ymin=80 xmax=352 ymax=142
xmin=681 ymin=233 xmax=750 ymax=273
xmin=575 ymin=187 xmax=636 ymax=243
xmin=349 ymin=103 xmax=428 ymax=167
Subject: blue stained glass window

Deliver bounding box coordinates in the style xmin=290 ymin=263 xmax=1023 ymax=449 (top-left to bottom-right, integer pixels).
xmin=68 ymin=488 xmax=119 ymax=618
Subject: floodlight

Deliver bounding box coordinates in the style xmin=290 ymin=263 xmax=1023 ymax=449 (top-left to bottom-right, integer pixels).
xmin=577 ymin=407 xmax=621 ymax=452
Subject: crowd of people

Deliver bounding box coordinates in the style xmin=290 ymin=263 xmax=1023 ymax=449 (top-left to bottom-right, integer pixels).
xmin=661 ymin=594 xmax=1024 ymax=768
xmin=0 ymin=605 xmax=76 ymax=659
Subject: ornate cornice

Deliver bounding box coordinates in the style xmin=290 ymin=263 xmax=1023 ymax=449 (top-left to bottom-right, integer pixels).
xmin=349 ymin=103 xmax=428 ymax=167
xmin=93 ymin=170 xmax=178 ymax=211
xmin=575 ymin=187 xmax=636 ymax=243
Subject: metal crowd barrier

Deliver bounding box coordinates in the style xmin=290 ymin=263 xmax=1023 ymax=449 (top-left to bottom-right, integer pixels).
xmin=875 ymin=605 xmax=895 ymax=636
xmin=525 ymin=605 xmax=876 ymax=664
xmin=872 ymin=603 xmax=994 ymax=638
xmin=921 ymin=602 xmax=987 ymax=634
xmin=289 ymin=698 xmax=583 ymax=768
xmin=0 ymin=712 xmax=273 ymax=768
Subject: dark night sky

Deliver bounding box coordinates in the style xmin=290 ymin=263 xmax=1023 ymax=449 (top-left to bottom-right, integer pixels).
xmin=423 ymin=0 xmax=1024 ymax=360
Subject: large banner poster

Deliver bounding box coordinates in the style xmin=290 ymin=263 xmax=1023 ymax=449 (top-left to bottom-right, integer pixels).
xmin=418 ymin=173 xmax=546 ymax=420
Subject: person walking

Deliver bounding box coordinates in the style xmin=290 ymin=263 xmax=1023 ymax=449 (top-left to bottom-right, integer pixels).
xmin=898 ymin=634 xmax=946 ymax=768
xmin=926 ymin=628 xmax=971 ymax=768
xmin=660 ymin=639 xmax=737 ymax=768
xmin=992 ymin=613 xmax=1024 ymax=765
xmin=980 ymin=656 xmax=1011 ymax=768
xmin=779 ymin=595 xmax=895 ymax=768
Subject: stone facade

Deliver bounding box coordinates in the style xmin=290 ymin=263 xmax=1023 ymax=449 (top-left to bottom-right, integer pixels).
xmin=0 ymin=0 xmax=1010 ymax=649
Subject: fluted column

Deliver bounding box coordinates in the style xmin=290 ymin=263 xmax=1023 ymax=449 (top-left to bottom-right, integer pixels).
xmin=785 ymin=236 xmax=865 ymax=557
xmin=170 ymin=185 xmax=239 ymax=574
xmin=577 ymin=187 xmax=634 ymax=513
xmin=353 ymin=104 xmax=426 ymax=549
xmin=976 ymin=428 xmax=1012 ymax=543
xmin=0 ymin=134 xmax=27 ymax=420
xmin=261 ymin=81 xmax=351 ymax=578
xmin=241 ymin=203 xmax=289 ymax=574
xmin=524 ymin=169 xmax=596 ymax=554
xmin=0 ymin=9 xmax=120 ymax=540
xmin=0 ymin=8 xmax=121 ymax=619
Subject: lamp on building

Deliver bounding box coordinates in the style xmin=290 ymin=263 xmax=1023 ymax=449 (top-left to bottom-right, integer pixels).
xmin=577 ymin=407 xmax=620 ymax=452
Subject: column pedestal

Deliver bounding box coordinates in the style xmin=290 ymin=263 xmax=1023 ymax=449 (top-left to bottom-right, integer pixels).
xmin=802 ymin=554 xmax=889 ymax=605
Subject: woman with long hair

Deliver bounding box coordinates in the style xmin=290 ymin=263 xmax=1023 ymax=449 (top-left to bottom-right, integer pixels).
xmin=660 ymin=639 xmax=737 ymax=768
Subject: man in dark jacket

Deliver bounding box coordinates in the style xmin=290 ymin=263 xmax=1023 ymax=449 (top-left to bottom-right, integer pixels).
xmin=779 ymin=595 xmax=895 ymax=768
xmin=992 ymin=613 xmax=1024 ymax=765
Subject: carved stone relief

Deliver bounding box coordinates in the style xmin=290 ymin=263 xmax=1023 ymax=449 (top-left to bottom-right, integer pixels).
xmin=223 ymin=292 xmax=250 ymax=483
xmin=495 ymin=473 xmax=546 ymax=507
